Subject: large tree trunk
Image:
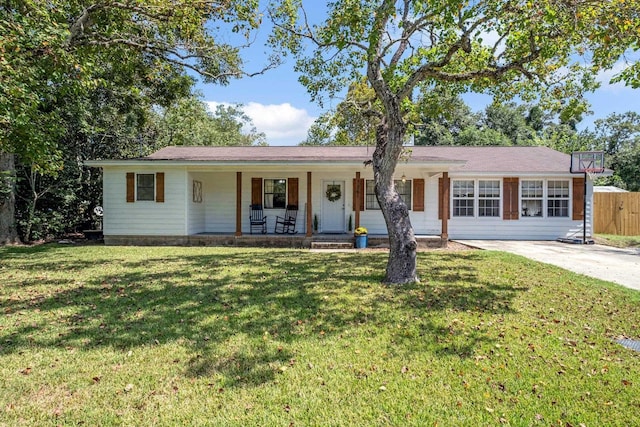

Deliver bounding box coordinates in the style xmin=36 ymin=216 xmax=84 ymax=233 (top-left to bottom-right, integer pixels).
xmin=372 ymin=118 xmax=419 ymax=284
xmin=0 ymin=152 xmax=21 ymax=245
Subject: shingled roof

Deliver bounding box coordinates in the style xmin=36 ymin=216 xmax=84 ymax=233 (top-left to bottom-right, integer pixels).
xmin=420 ymin=146 xmax=571 ymax=173
xmin=143 ymin=145 xmax=449 ymax=163
xmin=138 ymin=145 xmax=573 ymax=174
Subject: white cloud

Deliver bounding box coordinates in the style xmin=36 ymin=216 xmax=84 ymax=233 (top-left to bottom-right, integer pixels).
xmin=595 ymin=61 xmax=632 ymax=94
xmin=206 ymin=101 xmax=317 ymax=146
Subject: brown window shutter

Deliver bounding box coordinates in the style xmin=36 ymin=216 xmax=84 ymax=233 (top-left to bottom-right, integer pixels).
xmin=573 ymin=177 xmax=585 ymax=220
xmin=438 ymin=177 xmax=450 ymax=219
xmin=126 ymin=172 xmax=135 ymax=203
xmin=288 ymin=177 xmax=299 ymax=206
xmin=503 ymin=177 xmax=519 ymax=220
xmin=155 ymin=172 xmax=165 ymax=203
xmin=413 ymin=178 xmax=425 ymax=211
xmin=352 ymin=178 xmax=364 ymax=211
xmin=251 ymin=178 xmax=262 ymax=205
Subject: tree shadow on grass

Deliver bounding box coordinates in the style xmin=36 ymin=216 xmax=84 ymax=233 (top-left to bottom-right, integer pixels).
xmin=0 ymin=246 xmax=527 ymax=387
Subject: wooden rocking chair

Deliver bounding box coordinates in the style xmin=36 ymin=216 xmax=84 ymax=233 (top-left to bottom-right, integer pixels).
xmin=249 ymin=204 xmax=267 ymax=234
xmin=274 ymin=204 xmax=298 ymax=234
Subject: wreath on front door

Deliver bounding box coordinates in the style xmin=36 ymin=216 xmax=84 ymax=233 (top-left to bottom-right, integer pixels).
xmin=326 ymin=184 xmax=341 ymax=202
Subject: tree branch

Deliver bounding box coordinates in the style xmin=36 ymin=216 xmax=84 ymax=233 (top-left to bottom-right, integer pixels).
xmin=66 ymin=2 xmax=277 ymax=81
xmin=269 ymin=5 xmax=368 ymax=52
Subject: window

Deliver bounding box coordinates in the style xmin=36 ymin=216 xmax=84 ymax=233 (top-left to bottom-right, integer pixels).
xmin=264 ymin=179 xmax=286 ymax=209
xmin=547 ymin=180 xmax=569 ymax=217
xmin=365 ymin=180 xmax=378 ymax=209
xmin=137 ymin=174 xmax=155 ymax=201
xmin=395 ymin=180 xmax=412 ymax=207
xmin=478 ymin=180 xmax=500 ymax=217
xmin=521 ymin=180 xmax=543 ymax=217
xmin=365 ymin=180 xmax=412 ymax=210
xmin=452 ymin=180 xmax=474 ymax=217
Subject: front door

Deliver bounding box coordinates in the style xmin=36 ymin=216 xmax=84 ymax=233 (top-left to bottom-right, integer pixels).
xmin=322 ymin=181 xmax=345 ymax=233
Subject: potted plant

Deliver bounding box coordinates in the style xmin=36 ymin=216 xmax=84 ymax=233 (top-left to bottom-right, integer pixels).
xmin=354 ymin=226 xmax=368 ymax=249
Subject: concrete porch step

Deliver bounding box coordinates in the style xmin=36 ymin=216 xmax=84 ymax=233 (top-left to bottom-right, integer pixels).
xmin=310 ymin=241 xmax=354 ymax=250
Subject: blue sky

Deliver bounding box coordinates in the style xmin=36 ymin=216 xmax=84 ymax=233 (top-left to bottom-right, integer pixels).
xmin=198 ymin=4 xmax=640 ymax=146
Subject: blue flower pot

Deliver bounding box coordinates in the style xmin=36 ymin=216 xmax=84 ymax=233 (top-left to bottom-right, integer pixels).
xmin=355 ymin=235 xmax=368 ymax=249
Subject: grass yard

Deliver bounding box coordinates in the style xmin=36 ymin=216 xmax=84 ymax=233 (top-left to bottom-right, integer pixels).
xmin=595 ymin=234 xmax=640 ymax=249
xmin=1 ymin=245 xmax=639 ymax=426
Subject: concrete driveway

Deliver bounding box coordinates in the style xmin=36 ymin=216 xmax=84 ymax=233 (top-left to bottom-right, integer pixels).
xmin=457 ymin=240 xmax=640 ymax=291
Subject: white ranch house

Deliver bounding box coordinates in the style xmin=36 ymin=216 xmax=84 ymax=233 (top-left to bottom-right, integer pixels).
xmin=86 ymin=145 xmax=594 ymax=247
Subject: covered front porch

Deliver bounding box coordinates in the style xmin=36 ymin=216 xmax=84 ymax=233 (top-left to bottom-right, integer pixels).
xmin=186 ymin=167 xmax=452 ymax=240
xmin=95 ymin=145 xmax=462 ymax=246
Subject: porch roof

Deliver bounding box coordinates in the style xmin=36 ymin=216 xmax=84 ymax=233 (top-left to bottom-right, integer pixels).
xmin=143 ymin=146 xmax=461 ymax=164
xmin=86 ymin=145 xmax=575 ymax=174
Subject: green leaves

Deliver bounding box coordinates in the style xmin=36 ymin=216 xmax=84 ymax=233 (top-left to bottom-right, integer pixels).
xmin=2 ymin=0 xmax=266 ymax=171
xmin=152 ymin=97 xmax=265 ymax=147
xmin=273 ymin=0 xmax=639 ymax=116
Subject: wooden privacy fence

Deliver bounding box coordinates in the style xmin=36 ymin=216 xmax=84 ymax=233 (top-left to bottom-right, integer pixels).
xmin=594 ymin=192 xmax=640 ymax=236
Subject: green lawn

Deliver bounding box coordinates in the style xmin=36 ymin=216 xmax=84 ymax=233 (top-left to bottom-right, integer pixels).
xmin=595 ymin=234 xmax=640 ymax=248
xmin=1 ymin=245 xmax=639 ymax=426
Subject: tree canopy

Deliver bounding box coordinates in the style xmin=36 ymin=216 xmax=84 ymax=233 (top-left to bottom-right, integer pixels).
xmin=1 ymin=0 xmax=270 ymax=170
xmin=301 ymin=80 xmax=380 ymax=145
xmin=591 ymin=112 xmax=640 ymax=191
xmin=153 ymin=97 xmax=266 ymax=147
xmin=1 ymin=1 xmax=270 ymax=243
xmin=271 ymin=0 xmax=640 ymax=283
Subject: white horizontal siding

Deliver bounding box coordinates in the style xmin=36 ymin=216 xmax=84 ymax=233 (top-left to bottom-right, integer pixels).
xmin=99 ymin=163 xmax=592 ymax=241
xmin=418 ymin=176 xmax=443 ymax=235
xmin=185 ymin=171 xmax=310 ymax=234
xmin=205 ymin=172 xmax=236 ymax=233
xmin=103 ymin=167 xmax=187 ymax=236
xmin=445 ymin=176 xmax=594 ymax=240
xmin=347 ymin=174 xmax=436 ymax=235
xmin=447 ymin=218 xmax=588 ymax=240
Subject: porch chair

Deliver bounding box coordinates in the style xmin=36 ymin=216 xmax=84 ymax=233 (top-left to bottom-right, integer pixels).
xmin=274 ymin=204 xmax=298 ymax=234
xmin=249 ymin=204 xmax=267 ymax=234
